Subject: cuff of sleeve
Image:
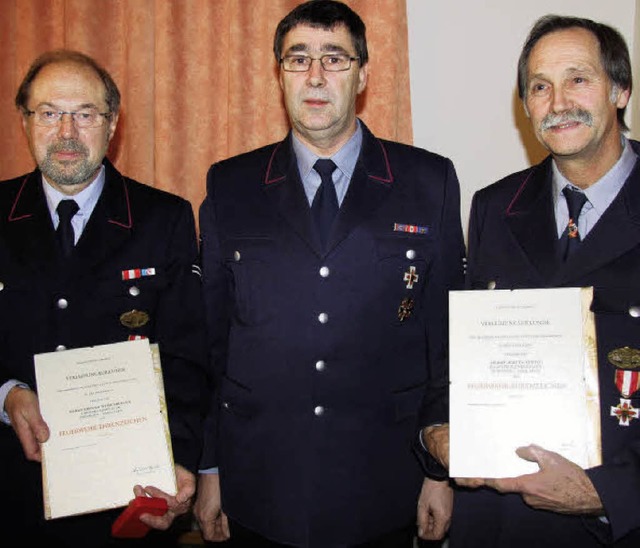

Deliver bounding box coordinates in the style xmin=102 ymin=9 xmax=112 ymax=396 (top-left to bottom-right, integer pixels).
xmin=580 ymin=515 xmax=612 ymax=545
xmin=199 ymin=467 xmax=219 ymax=474
xmin=413 ymin=430 xmax=448 ymax=480
xmin=0 ymin=380 xmax=30 ymax=425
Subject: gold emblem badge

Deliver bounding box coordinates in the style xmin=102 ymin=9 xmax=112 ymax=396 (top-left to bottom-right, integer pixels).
xmin=119 ymin=309 xmax=149 ymax=329
xmin=607 ymin=346 xmax=640 ymax=370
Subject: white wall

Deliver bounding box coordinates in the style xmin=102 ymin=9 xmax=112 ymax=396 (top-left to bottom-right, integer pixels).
xmin=407 ymin=0 xmax=637 ymax=239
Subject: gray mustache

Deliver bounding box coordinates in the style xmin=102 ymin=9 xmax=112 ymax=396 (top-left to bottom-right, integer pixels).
xmin=541 ymin=110 xmax=593 ymax=131
xmin=48 ymin=140 xmax=88 ymax=155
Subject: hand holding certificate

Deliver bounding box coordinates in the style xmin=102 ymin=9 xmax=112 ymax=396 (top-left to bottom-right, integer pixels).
xmin=34 ymin=339 xmax=176 ymax=519
xmin=449 ymin=287 xmax=601 ymax=478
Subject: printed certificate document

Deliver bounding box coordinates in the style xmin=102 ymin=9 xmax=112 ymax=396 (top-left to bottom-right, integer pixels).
xmin=34 ymin=339 xmax=176 ymax=519
xmin=449 ymin=287 xmax=601 ymax=478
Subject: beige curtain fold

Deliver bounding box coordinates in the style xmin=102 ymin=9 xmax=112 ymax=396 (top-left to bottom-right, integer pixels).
xmin=0 ymin=0 xmax=412 ymax=216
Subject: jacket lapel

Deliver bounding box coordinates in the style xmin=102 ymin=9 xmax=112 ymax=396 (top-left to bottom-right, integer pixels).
xmin=553 ymin=157 xmax=640 ymax=285
xmin=327 ymin=123 xmax=393 ymax=251
xmin=262 ymin=122 xmax=394 ymax=256
xmin=262 ymin=137 xmax=319 ymax=252
xmin=72 ymin=159 xmax=133 ymax=270
xmin=5 ymin=171 xmax=59 ymax=269
xmin=504 ymin=158 xmax=560 ymax=283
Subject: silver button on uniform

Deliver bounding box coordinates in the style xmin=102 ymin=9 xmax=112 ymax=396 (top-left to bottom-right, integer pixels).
xmin=129 ymin=286 xmax=140 ymax=297
xmin=314 ymin=406 xmax=324 ymax=416
xmin=57 ymin=298 xmax=68 ymax=309
xmin=629 ymin=306 xmax=640 ymax=318
xmin=55 ymin=345 xmax=66 ymax=351
xmin=0 ymin=281 xmax=4 ymax=291
xmin=487 ymin=280 xmax=496 ymax=290
xmin=319 ymin=266 xmax=330 ymax=278
xmin=315 ymin=360 xmax=326 ymax=371
xmin=234 ymin=251 xmax=241 ymax=261
xmin=318 ymin=313 xmax=328 ymax=324
xmin=406 ymin=249 xmax=416 ymax=260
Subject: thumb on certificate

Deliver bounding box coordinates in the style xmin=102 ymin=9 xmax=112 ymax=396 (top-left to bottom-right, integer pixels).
xmin=516 ymin=444 xmax=552 ymax=467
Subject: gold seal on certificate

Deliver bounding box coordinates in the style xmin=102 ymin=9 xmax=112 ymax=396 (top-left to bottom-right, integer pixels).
xmin=34 ymin=339 xmax=176 ymax=519
xmin=449 ymin=287 xmax=601 ymax=478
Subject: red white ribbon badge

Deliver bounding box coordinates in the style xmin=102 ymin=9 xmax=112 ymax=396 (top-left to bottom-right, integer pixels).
xmin=615 ymin=369 xmax=640 ymax=398
xmin=121 ymin=267 xmax=156 ymax=281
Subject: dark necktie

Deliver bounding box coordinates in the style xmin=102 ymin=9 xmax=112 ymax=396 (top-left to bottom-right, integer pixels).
xmin=562 ymin=186 xmax=588 ymax=260
xmin=312 ymin=159 xmax=338 ymax=248
xmin=56 ymin=199 xmax=79 ymax=257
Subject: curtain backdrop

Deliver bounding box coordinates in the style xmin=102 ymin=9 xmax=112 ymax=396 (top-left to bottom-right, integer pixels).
xmin=0 ymin=0 xmax=412 ymax=216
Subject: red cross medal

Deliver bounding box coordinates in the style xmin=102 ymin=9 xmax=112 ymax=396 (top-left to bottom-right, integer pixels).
xmin=611 ymin=398 xmax=639 ymax=426
xmin=403 ymin=266 xmax=419 ymax=289
xmin=608 ymin=347 xmax=640 ymax=426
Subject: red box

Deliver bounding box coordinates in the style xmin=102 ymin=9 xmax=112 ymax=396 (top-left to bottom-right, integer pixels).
xmin=111 ymin=496 xmax=168 ymax=538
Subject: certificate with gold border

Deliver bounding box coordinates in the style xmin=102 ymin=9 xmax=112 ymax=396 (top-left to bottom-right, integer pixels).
xmin=449 ymin=287 xmax=601 ymax=478
xmin=35 ymin=339 xmax=176 ymax=519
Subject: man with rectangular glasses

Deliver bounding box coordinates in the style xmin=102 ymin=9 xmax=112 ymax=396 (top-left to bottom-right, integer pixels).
xmin=0 ymin=49 xmax=207 ymax=546
xmin=195 ymin=1 xmax=465 ymax=546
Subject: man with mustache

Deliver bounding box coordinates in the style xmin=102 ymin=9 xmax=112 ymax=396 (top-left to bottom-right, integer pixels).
xmin=0 ymin=50 xmax=207 ymax=546
xmin=194 ymin=1 xmax=465 ymax=546
xmin=420 ymin=14 xmax=640 ymax=548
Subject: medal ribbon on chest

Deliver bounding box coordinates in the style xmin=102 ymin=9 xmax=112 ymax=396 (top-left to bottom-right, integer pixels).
xmin=609 ymin=347 xmax=640 ymax=426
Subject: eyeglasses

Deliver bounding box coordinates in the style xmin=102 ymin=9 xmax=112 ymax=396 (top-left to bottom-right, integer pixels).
xmin=280 ymin=54 xmax=359 ymax=72
xmin=24 ymin=106 xmax=112 ymax=128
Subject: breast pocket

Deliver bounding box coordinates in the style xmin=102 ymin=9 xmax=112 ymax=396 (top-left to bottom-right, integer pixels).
xmin=222 ymin=237 xmax=278 ymax=326
xmin=90 ymin=270 xmax=169 ymax=337
xmin=374 ymin=235 xmax=433 ymax=325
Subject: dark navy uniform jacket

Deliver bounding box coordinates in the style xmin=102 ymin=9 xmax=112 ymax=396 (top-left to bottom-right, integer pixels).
xmin=452 ymin=140 xmax=640 ymax=548
xmin=199 ymin=121 xmax=465 ymax=547
xmin=0 ymin=159 xmax=207 ymax=546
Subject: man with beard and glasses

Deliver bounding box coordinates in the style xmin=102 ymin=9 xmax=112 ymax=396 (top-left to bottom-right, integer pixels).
xmin=194 ymin=1 xmax=465 ymax=546
xmin=0 ymin=50 xmax=207 ymax=547
xmin=419 ymin=14 xmax=640 ymax=548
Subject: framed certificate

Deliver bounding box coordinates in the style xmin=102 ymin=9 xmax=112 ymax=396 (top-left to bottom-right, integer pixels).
xmin=449 ymin=287 xmax=601 ymax=478
xmin=35 ymin=339 xmax=176 ymax=519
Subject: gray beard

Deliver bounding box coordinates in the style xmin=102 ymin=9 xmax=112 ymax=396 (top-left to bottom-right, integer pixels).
xmin=39 ymin=140 xmax=99 ymax=187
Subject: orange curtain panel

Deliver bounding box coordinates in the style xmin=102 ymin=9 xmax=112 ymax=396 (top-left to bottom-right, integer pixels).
xmin=0 ymin=0 xmax=412 ymax=216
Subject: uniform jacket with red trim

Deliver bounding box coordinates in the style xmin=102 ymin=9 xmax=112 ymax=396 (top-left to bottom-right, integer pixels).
xmin=453 ymin=140 xmax=640 ymax=548
xmin=199 ymin=121 xmax=465 ymax=547
xmin=0 ymin=159 xmax=207 ymax=542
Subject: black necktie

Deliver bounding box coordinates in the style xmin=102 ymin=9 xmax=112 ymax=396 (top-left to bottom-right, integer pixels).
xmin=56 ymin=199 xmax=79 ymax=257
xmin=312 ymin=159 xmax=338 ymax=248
xmin=562 ymin=186 xmax=588 ymax=260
